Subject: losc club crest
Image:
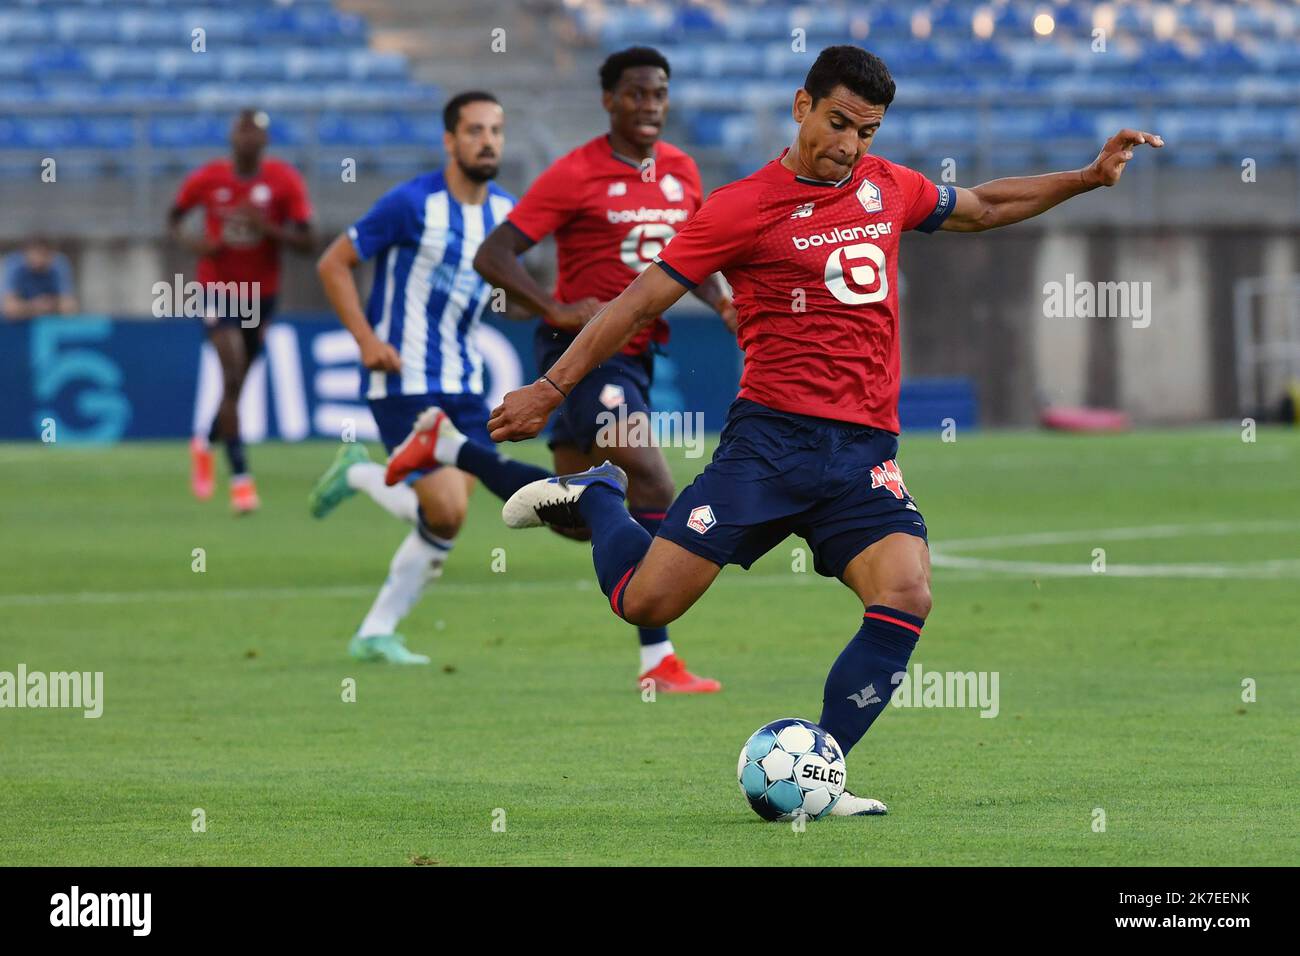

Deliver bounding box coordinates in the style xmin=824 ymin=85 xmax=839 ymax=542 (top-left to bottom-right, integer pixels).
xmin=659 ymin=173 xmax=684 ymax=203
xmin=857 ymin=178 xmax=883 ymax=214
xmin=687 ymin=505 xmax=716 ymax=534
xmin=869 ymin=459 xmax=909 ymax=499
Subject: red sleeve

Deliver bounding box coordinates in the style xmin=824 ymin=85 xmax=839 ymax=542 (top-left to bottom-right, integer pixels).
xmin=893 ymin=162 xmax=954 ymax=233
xmin=506 ymin=157 xmax=579 ymax=243
xmin=653 ymin=182 xmax=758 ymax=287
xmin=174 ymin=164 xmax=211 ymax=212
xmin=279 ymin=164 xmax=313 ymax=223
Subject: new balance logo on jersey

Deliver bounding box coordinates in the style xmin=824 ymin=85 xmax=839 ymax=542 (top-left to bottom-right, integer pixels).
xmin=848 ymin=683 xmax=882 ymax=708
xmin=792 ymin=222 xmax=892 ymax=249
xmin=790 ymin=201 xmax=815 ymax=219
xmin=687 ymin=505 xmax=716 ymax=534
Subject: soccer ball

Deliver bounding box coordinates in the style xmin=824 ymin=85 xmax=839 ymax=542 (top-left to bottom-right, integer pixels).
xmin=736 ymin=717 xmax=846 ymax=821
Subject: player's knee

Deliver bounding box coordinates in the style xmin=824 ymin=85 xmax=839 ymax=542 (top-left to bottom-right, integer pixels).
xmin=419 ymin=504 xmax=465 ymax=540
xmin=878 ymin=578 xmax=932 ymax=620
xmin=620 ymin=585 xmax=679 ymax=629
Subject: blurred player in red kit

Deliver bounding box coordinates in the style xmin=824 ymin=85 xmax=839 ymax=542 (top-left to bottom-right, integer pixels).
xmin=168 ymin=108 xmax=316 ymax=513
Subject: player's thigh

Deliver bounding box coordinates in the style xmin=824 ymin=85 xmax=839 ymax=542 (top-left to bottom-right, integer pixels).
xmin=621 ymin=536 xmax=722 ymax=628
xmin=412 ymin=467 xmax=475 ymax=536
xmin=550 ymin=442 xmax=594 ymax=475
xmin=206 ymin=324 xmax=248 ymax=384
xmin=600 ymin=440 xmax=674 ymax=510
xmin=841 ymin=533 xmax=932 ymax=619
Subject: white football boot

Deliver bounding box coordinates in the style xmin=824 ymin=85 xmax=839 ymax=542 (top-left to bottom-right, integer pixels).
xmin=830 ymin=790 xmax=889 ymax=816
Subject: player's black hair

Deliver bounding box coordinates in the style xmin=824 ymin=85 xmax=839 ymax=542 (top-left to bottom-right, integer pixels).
xmin=443 ymin=90 xmax=500 ymax=133
xmin=599 ymin=46 xmax=671 ymax=91
xmin=803 ymin=45 xmax=895 ymax=109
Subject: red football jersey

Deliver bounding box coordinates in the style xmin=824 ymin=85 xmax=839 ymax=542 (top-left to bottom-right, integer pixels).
xmin=654 ymin=150 xmax=953 ymax=432
xmin=507 ymin=135 xmax=703 ymax=355
xmin=174 ymin=158 xmax=313 ymax=296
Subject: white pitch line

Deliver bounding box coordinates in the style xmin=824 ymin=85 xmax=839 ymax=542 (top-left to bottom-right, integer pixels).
xmin=930 ymin=555 xmax=1300 ymax=579
xmin=936 ymin=519 xmax=1300 ymax=553
xmin=0 ymin=573 xmax=819 ymax=608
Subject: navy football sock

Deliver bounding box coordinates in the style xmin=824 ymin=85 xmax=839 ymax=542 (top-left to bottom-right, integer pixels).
xmin=630 ymin=508 xmax=669 ymax=647
xmin=225 ymin=438 xmax=248 ymax=477
xmin=455 ymin=440 xmax=552 ymax=503
xmin=818 ymin=606 xmax=922 ymax=755
xmin=578 ymin=484 xmax=651 ymax=614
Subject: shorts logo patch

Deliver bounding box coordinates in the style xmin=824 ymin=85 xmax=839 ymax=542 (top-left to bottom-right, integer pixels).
xmin=598 ymin=384 xmax=626 ymax=409
xmin=687 ymin=505 xmax=716 ymax=534
xmin=869 ymin=459 xmax=909 ymax=500
xmin=857 ymin=178 xmax=884 ymax=214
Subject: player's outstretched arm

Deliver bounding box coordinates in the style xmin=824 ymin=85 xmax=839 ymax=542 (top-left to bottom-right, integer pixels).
xmin=488 ymin=262 xmax=689 ymax=442
xmin=941 ymin=128 xmax=1163 ymax=233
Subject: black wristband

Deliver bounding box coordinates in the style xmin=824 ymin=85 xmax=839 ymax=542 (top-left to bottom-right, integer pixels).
xmin=540 ymin=374 xmax=568 ymax=399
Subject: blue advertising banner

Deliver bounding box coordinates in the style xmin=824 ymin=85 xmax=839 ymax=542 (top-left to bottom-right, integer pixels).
xmin=0 ymin=314 xmax=974 ymax=444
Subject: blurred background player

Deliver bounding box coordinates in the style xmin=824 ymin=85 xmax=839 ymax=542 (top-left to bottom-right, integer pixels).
xmin=309 ymin=91 xmax=515 ymax=665
xmin=169 ymin=108 xmax=316 ymax=513
xmin=447 ymin=47 xmax=735 ymax=693
xmin=1 ymin=237 xmax=78 ymax=321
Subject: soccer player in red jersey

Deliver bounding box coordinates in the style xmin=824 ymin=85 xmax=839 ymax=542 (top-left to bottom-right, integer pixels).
xmin=395 ymin=47 xmax=735 ymax=692
xmin=168 ymin=109 xmax=316 ymax=513
xmin=484 ymin=46 xmax=1162 ymax=814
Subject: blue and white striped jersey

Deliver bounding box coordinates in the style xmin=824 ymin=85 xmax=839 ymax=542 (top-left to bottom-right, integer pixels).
xmin=348 ymin=170 xmax=515 ymax=400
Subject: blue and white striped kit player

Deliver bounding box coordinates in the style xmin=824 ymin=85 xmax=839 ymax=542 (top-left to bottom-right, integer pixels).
xmin=348 ymin=168 xmax=516 ymax=449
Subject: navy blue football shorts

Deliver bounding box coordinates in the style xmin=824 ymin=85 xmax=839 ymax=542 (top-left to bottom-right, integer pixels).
xmin=535 ymin=324 xmax=654 ymax=453
xmin=368 ymin=392 xmax=492 ymax=482
xmin=657 ymin=398 xmax=928 ymax=579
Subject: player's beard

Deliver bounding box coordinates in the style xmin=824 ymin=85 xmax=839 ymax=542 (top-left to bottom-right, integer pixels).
xmin=458 ymin=155 xmax=499 ymax=183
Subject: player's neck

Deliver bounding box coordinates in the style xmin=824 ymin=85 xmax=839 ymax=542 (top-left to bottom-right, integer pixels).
xmin=444 ymin=163 xmax=489 ymax=206
xmin=606 ymin=131 xmax=655 ymax=163
xmin=231 ymin=153 xmax=261 ymax=179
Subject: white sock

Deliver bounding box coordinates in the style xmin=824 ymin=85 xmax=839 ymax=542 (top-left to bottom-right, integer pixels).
xmin=435 ymin=429 xmax=467 ymax=467
xmin=347 ymin=461 xmax=418 ymax=523
xmin=357 ymin=529 xmax=453 ymax=637
xmin=639 ymin=640 xmax=675 ymax=674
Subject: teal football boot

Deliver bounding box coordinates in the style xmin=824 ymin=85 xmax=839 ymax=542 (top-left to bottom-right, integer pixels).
xmin=347 ymin=633 xmax=431 ymax=666
xmin=309 ymin=443 xmax=371 ymax=519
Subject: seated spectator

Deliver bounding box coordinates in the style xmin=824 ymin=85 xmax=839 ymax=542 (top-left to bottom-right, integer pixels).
xmin=2 ymin=238 xmax=79 ymax=320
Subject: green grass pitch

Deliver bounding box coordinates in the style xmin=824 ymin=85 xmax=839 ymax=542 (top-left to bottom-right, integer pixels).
xmin=1 ymin=427 xmax=1297 ymax=866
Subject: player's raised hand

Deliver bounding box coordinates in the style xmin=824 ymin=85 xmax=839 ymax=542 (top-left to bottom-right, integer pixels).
xmin=359 ymin=336 xmax=401 ymax=373
xmin=489 ymin=380 xmax=563 ymax=442
xmin=1085 ymin=129 xmax=1164 ymax=187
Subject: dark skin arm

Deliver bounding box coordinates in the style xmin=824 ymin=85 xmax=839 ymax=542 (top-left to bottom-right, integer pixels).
xmin=472 ymin=223 xmax=601 ymax=330
xmin=943 ymin=128 xmax=1162 ymax=232
xmin=167 ymin=206 xmax=222 ymax=257
xmin=488 ymin=263 xmax=689 ymax=441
